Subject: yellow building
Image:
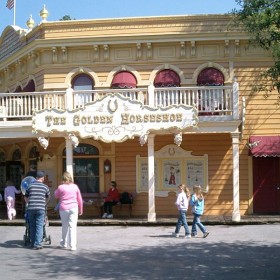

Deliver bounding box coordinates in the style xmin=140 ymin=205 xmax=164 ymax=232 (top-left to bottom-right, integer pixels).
xmin=0 ymin=10 xmax=279 ymax=221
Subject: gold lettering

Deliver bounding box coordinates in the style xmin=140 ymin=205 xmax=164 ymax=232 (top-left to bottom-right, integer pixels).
xmin=144 ymin=115 xmax=149 ymax=122
xmin=150 ymin=115 xmax=156 ymax=122
xmin=73 ymin=115 xmax=80 ymax=126
xmin=162 ymin=114 xmax=169 ymax=122
xmin=45 ymin=116 xmax=52 ymax=126
xmin=156 ymin=115 xmax=162 ymax=122
xmin=107 ymin=116 xmax=113 ymax=124
xmin=121 ymin=113 xmax=129 ymax=125
xmin=176 ymin=113 xmax=182 ymax=121
xmin=170 ymin=114 xmax=176 ymax=122
xmin=136 ymin=115 xmax=143 ymax=123
xmin=94 ymin=116 xmax=99 ymax=124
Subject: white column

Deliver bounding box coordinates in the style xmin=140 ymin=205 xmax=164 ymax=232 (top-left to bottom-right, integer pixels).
xmin=231 ymin=132 xmax=241 ymax=221
xmin=65 ymin=138 xmax=74 ymax=178
xmin=147 ymin=134 xmax=156 ymax=222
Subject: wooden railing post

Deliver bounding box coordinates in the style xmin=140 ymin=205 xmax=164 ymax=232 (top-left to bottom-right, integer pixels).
xmin=66 ymin=84 xmax=74 ymax=110
xmin=148 ymin=82 xmax=155 ymax=107
xmin=232 ymin=78 xmax=239 ymax=120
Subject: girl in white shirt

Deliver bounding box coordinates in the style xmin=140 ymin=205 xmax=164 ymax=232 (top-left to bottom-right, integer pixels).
xmin=172 ymin=184 xmax=191 ymax=238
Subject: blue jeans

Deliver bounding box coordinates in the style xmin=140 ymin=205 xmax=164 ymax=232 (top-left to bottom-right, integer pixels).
xmin=175 ymin=210 xmax=190 ymax=235
xmin=191 ymin=213 xmax=206 ymax=234
xmin=28 ymin=209 xmax=45 ymax=248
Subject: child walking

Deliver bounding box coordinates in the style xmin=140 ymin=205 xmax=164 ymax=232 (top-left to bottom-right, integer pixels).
xmin=189 ymin=185 xmax=209 ymax=238
xmin=172 ymin=184 xmax=191 ymax=238
xmin=4 ymin=180 xmax=21 ymax=220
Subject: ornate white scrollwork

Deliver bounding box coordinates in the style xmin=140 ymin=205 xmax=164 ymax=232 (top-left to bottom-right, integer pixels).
xmin=246 ymin=140 xmax=261 ymax=149
xmin=38 ymin=137 xmax=49 ymax=150
xmin=108 ymin=99 xmax=118 ymax=112
xmin=68 ymin=134 xmax=79 ymax=148
xmin=174 ymin=132 xmax=182 ymax=146
xmin=139 ymin=133 xmax=149 ymax=146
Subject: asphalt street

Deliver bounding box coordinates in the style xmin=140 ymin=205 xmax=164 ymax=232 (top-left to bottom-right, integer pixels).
xmin=0 ymin=224 xmax=279 ymax=280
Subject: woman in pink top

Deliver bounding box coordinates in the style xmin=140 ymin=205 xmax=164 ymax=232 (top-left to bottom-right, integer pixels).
xmin=55 ymin=172 xmax=83 ymax=251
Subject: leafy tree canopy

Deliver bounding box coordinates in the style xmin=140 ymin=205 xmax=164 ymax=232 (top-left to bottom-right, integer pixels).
xmin=60 ymin=15 xmax=75 ymax=21
xmin=232 ymin=0 xmax=280 ymax=96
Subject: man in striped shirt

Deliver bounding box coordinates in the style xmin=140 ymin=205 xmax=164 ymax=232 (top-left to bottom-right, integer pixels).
xmin=24 ymin=171 xmax=50 ymax=250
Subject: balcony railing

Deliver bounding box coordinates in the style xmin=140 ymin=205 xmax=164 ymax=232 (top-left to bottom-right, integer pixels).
xmin=0 ymin=83 xmax=239 ymax=122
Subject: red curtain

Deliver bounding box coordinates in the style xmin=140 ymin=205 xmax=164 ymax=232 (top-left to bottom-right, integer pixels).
xmin=111 ymin=71 xmax=137 ymax=88
xmin=154 ymin=69 xmax=180 ymax=87
xmin=197 ymin=67 xmax=224 ymax=86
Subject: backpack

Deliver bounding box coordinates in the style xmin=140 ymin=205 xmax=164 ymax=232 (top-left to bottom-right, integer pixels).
xmin=120 ymin=192 xmax=133 ymax=204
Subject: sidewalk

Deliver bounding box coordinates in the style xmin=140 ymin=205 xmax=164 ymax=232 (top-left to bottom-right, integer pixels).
xmin=0 ymin=215 xmax=279 ymax=226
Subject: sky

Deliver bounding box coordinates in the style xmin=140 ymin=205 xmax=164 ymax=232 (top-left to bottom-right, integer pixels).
xmin=0 ymin=0 xmax=240 ymax=35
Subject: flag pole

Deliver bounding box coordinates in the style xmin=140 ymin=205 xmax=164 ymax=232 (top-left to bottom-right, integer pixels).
xmin=13 ymin=0 xmax=16 ymax=26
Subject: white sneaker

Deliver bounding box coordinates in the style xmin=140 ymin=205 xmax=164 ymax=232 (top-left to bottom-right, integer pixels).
xmin=172 ymin=232 xmax=179 ymax=238
xmin=106 ymin=214 xmax=113 ymax=219
xmin=59 ymin=241 xmax=67 ymax=249
xmin=102 ymin=213 xmax=108 ymax=218
xmin=184 ymin=235 xmax=191 ymax=239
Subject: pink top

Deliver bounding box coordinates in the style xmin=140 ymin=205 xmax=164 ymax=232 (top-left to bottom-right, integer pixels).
xmin=54 ymin=183 xmax=83 ymax=214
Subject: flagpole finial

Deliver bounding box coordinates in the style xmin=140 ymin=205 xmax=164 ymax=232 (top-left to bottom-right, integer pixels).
xmin=26 ymin=15 xmax=35 ymax=30
xmin=40 ymin=4 xmax=49 ymax=22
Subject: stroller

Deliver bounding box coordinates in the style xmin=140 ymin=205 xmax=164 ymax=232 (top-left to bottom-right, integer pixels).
xmin=21 ymin=176 xmax=51 ymax=246
xmin=23 ymin=205 xmax=51 ymax=246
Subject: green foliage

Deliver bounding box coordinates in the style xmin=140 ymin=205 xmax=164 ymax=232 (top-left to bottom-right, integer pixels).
xmin=60 ymin=15 xmax=75 ymax=21
xmin=232 ymin=0 xmax=280 ymax=97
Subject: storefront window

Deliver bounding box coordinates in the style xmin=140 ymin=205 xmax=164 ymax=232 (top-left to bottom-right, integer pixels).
xmin=63 ymin=144 xmax=99 ymax=194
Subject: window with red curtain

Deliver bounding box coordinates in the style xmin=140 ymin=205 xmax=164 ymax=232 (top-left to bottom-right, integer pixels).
xmin=197 ymin=67 xmax=224 ymax=86
xmin=111 ymin=71 xmax=137 ymax=89
xmin=197 ymin=68 xmax=224 ymax=116
xmin=154 ymin=69 xmax=180 ymax=87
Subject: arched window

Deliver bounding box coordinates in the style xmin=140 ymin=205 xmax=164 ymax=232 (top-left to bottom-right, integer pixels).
xmin=12 ymin=148 xmax=21 ymax=161
xmin=154 ymin=69 xmax=180 ymax=87
xmin=28 ymin=146 xmax=39 ymax=170
xmin=197 ymin=68 xmax=224 ymax=86
xmin=14 ymin=86 xmax=22 ymax=93
xmin=63 ymin=143 xmax=99 ymax=194
xmin=72 ymin=74 xmax=94 ymax=105
xmin=111 ymin=71 xmax=137 ymax=89
xmin=72 ymin=74 xmax=94 ymax=90
xmin=23 ymin=80 xmax=35 ymax=92
xmin=197 ymin=68 xmax=225 ymax=115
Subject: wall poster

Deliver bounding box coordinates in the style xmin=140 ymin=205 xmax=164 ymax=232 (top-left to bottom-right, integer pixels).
xmin=162 ymin=159 xmax=182 ymax=189
xmin=186 ymin=158 xmax=208 ymax=192
xmin=136 ymin=157 xmax=158 ymax=192
xmin=136 ymin=144 xmax=208 ymax=194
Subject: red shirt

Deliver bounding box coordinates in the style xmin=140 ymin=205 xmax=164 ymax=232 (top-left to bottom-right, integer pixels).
xmin=105 ymin=187 xmax=120 ymax=202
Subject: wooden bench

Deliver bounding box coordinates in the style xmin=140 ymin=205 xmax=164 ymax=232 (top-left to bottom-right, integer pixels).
xmin=83 ymin=192 xmax=136 ymax=218
xmin=114 ymin=192 xmax=136 ymax=218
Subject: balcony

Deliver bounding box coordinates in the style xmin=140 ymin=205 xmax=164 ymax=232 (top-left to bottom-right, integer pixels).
xmin=0 ymin=83 xmax=240 ymax=124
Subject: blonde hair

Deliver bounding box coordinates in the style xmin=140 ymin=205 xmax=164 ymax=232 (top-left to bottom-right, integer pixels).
xmin=62 ymin=172 xmax=73 ymax=184
xmin=178 ymin=184 xmax=190 ymax=197
xmin=193 ymin=185 xmax=203 ymax=199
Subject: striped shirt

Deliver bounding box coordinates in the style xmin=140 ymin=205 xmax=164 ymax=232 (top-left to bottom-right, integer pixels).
xmin=25 ymin=181 xmax=50 ymax=211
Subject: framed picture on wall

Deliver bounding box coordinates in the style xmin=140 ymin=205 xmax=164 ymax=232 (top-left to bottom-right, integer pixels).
xmin=162 ymin=159 xmax=182 ymax=189
xmin=186 ymin=158 xmax=208 ymax=192
xmin=136 ymin=157 xmax=158 ymax=192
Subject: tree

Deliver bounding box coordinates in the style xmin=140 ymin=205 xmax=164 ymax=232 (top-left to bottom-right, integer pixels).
xmin=60 ymin=15 xmax=75 ymax=21
xmin=232 ymin=0 xmax=280 ymax=97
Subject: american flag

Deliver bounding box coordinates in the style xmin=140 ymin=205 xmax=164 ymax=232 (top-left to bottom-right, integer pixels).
xmin=6 ymin=0 xmax=14 ymax=10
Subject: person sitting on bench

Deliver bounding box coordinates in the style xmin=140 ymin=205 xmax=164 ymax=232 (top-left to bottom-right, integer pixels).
xmin=102 ymin=181 xmax=120 ymax=219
